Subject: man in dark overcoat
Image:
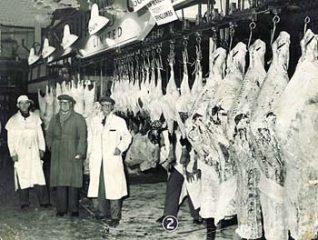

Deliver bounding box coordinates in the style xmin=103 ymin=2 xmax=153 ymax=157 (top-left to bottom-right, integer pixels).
xmin=46 ymin=94 xmax=87 ymax=217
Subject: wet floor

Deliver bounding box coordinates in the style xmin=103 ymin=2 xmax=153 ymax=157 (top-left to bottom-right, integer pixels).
xmin=0 ymin=146 xmax=239 ymax=240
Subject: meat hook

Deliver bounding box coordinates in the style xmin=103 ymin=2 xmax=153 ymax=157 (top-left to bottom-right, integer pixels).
xmin=304 ymin=16 xmax=311 ymax=35
xmin=229 ymin=22 xmax=236 ymax=51
xmin=270 ymin=14 xmax=280 ymax=46
xmin=248 ymin=21 xmax=256 ymax=49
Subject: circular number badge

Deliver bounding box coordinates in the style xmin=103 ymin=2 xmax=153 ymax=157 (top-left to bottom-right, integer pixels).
xmin=162 ymin=215 xmax=179 ymax=232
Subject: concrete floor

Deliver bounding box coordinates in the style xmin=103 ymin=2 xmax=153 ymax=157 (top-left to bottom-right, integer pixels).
xmin=0 ymin=146 xmax=239 ymax=240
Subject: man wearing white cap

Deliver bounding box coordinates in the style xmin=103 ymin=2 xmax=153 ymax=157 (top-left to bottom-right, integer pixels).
xmin=5 ymin=95 xmax=49 ymax=209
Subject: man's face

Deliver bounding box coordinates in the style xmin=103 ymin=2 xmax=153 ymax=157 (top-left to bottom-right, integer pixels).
xmin=18 ymin=101 xmax=30 ymax=114
xmin=59 ymin=67 xmax=70 ymax=81
xmin=59 ymin=100 xmax=72 ymax=113
xmin=101 ymin=101 xmax=114 ymax=116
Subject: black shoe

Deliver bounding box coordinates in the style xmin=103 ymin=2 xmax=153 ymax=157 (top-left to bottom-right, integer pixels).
xmin=220 ymin=216 xmax=237 ymax=228
xmin=71 ymin=212 xmax=79 ymax=217
xmin=156 ymin=216 xmax=165 ymax=223
xmin=108 ymin=219 xmax=120 ymax=228
xmin=56 ymin=212 xmax=66 ymax=217
xmin=21 ymin=204 xmax=30 ymax=210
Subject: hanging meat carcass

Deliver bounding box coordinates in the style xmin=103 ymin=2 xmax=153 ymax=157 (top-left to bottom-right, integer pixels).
xmin=275 ymin=29 xmax=318 ymax=240
xmin=161 ymin=61 xmax=180 ymax=135
xmin=189 ymin=47 xmax=227 ymax=117
xmin=249 ymin=31 xmax=290 ymax=240
xmin=70 ymin=80 xmax=85 ymax=115
xmin=152 ymin=65 xmax=170 ymax=167
xmin=125 ymin=57 xmax=166 ymax=172
xmin=205 ymin=43 xmax=247 ymax=224
xmin=38 ymin=89 xmax=47 ymax=125
xmin=44 ymin=85 xmax=55 ymax=131
xmin=85 ymin=101 xmax=102 ymax=174
xmin=83 ymin=81 xmax=96 ymax=118
xmin=138 ymin=64 xmax=152 ymax=115
xmin=185 ymin=42 xmax=246 ymax=220
xmin=148 ymin=66 xmax=164 ymax=124
xmin=190 ymin=57 xmax=204 ymax=99
xmin=124 ymin=132 xmax=160 ymax=171
xmin=228 ymin=39 xmax=266 ymax=240
xmin=61 ymin=80 xmax=71 ymax=96
xmin=130 ymin=79 xmax=142 ymax=116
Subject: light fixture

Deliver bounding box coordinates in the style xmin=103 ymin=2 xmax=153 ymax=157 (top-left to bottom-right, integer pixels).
xmin=28 ymin=48 xmax=40 ymax=65
xmin=42 ymin=38 xmax=56 ymax=58
xmin=88 ymin=3 xmax=109 ymax=35
xmin=61 ymin=24 xmax=79 ymax=49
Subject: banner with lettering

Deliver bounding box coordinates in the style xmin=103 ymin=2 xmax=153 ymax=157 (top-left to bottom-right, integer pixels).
xmin=147 ymin=0 xmax=178 ymax=26
xmin=130 ymin=0 xmax=152 ymax=12
xmin=78 ymin=0 xmax=156 ymax=59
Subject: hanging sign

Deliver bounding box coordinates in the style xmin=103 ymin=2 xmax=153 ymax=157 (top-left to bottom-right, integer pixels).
xmin=79 ymin=0 xmax=155 ymax=59
xmin=130 ymin=0 xmax=152 ymax=12
xmin=147 ymin=0 xmax=178 ymax=26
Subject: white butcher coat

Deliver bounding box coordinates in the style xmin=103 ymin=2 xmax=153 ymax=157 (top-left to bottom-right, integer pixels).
xmin=87 ymin=112 xmax=132 ymax=200
xmin=5 ymin=112 xmax=46 ymax=190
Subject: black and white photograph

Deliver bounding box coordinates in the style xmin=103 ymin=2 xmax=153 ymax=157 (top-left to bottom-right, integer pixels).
xmin=0 ymin=0 xmax=318 ymax=239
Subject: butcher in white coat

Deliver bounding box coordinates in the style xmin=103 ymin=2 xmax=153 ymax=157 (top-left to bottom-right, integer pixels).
xmin=87 ymin=96 xmax=132 ymax=228
xmin=5 ymin=95 xmax=49 ymax=209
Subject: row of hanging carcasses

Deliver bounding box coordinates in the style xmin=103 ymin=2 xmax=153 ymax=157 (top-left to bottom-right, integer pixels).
xmin=110 ymin=29 xmax=318 ymax=240
xmin=37 ymin=80 xmax=97 ymax=130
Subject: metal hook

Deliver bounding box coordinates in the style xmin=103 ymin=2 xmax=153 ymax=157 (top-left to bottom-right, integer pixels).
xmin=304 ymin=16 xmax=311 ymax=35
xmin=270 ymin=14 xmax=280 ymax=46
xmin=273 ymin=14 xmax=280 ymax=24
xmin=229 ymin=23 xmax=235 ymax=51
xmin=249 ymin=21 xmax=256 ymax=30
xmin=248 ymin=21 xmax=256 ymax=49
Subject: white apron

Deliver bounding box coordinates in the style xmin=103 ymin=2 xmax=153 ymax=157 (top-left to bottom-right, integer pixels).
xmin=5 ymin=112 xmax=46 ymax=190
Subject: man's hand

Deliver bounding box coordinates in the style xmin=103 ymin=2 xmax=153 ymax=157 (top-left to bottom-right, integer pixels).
xmin=114 ymin=147 xmax=121 ymax=156
xmin=186 ymin=171 xmax=195 ymax=182
xmin=39 ymin=150 xmax=45 ymax=159
xmin=12 ymin=155 xmax=18 ymax=162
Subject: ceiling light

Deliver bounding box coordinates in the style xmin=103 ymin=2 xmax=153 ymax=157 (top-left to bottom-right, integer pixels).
xmin=88 ymin=3 xmax=109 ymax=35
xmin=42 ymin=38 xmax=56 ymax=58
xmin=61 ymin=24 xmax=79 ymax=49
xmin=28 ymin=48 xmax=40 ymax=65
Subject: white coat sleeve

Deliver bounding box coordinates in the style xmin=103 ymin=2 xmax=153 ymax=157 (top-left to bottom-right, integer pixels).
xmin=37 ymin=118 xmax=46 ymax=152
xmin=116 ymin=119 xmax=132 ymax=153
xmin=5 ymin=119 xmax=17 ymax=157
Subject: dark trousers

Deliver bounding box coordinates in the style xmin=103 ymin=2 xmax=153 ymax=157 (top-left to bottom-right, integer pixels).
xmin=206 ymin=218 xmax=216 ymax=240
xmin=163 ymin=167 xmax=200 ymax=220
xmin=43 ymin=151 xmax=51 ymax=204
xmin=55 ymin=186 xmax=79 ymax=214
xmin=97 ymin=163 xmax=122 ymax=220
xmin=18 ymin=185 xmax=49 ymax=207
